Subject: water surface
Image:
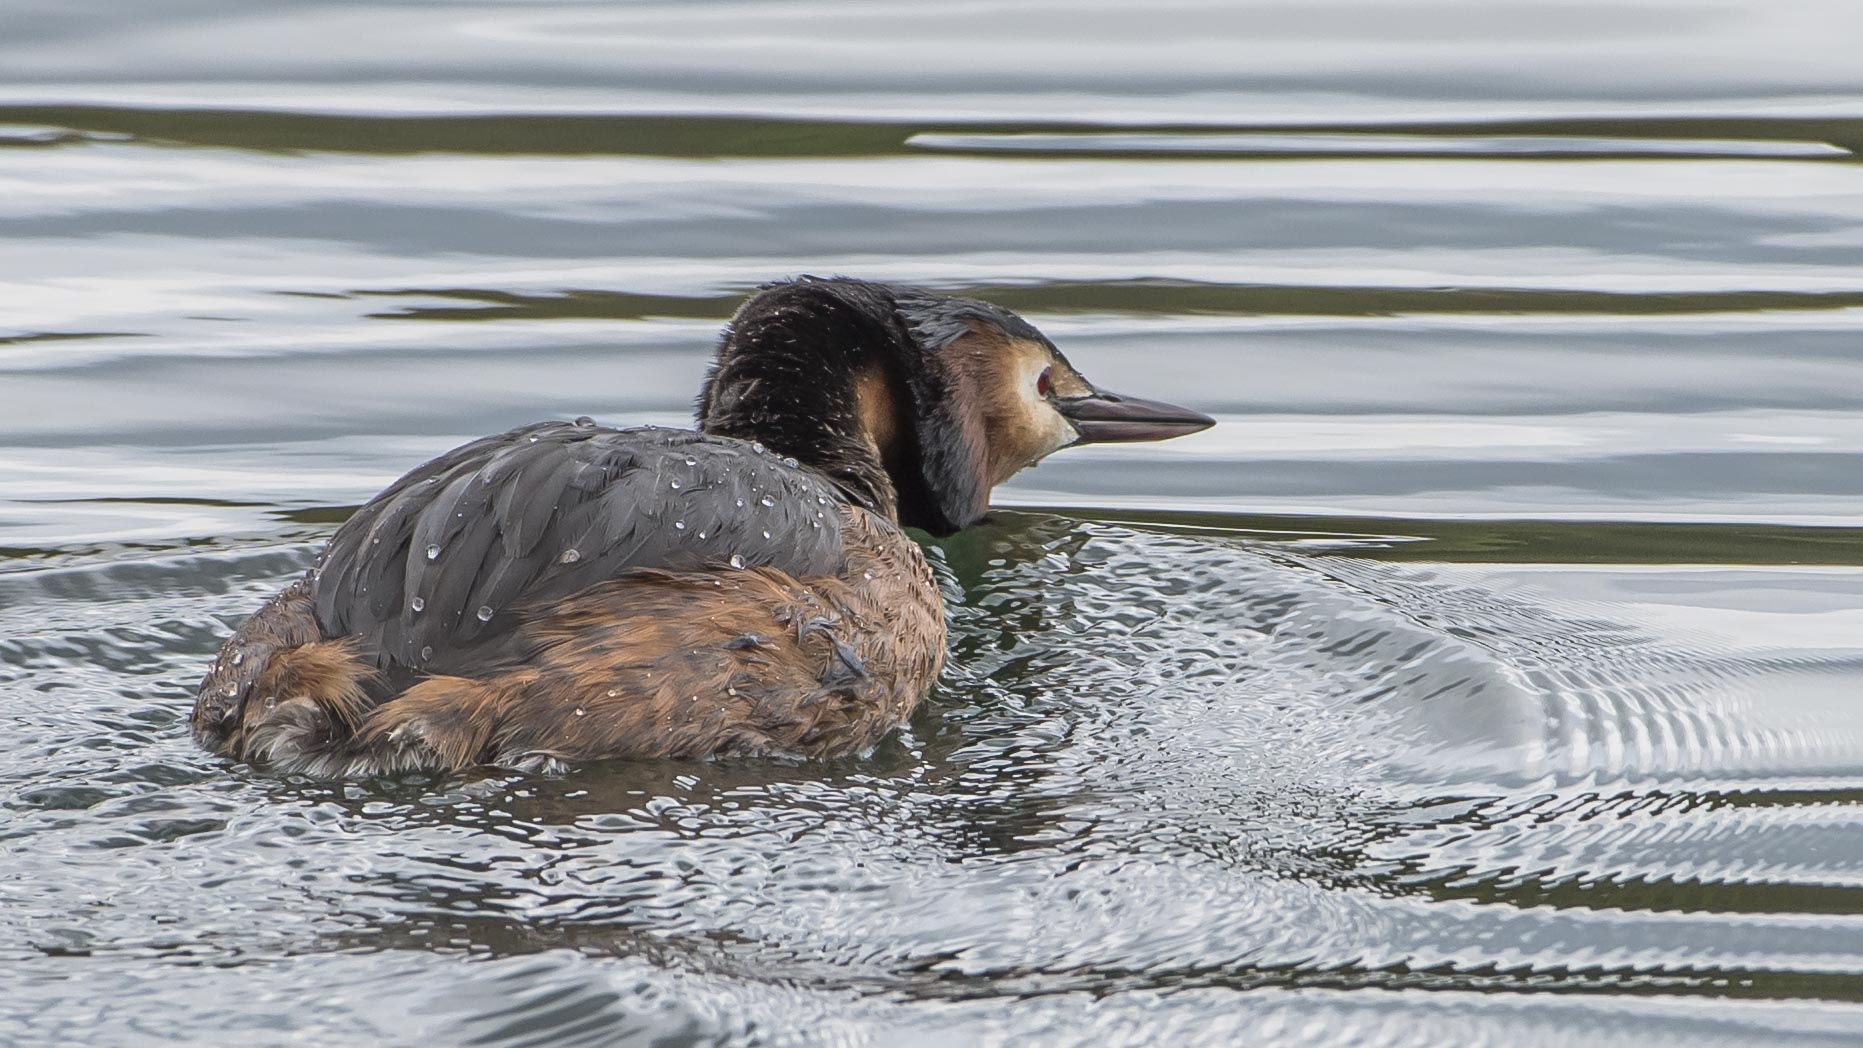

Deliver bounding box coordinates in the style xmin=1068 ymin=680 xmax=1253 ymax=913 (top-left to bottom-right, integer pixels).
xmin=3 ymin=2 xmax=1863 ymax=1045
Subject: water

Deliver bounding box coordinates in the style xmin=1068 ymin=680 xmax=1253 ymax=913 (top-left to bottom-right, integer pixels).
xmin=3 ymin=1 xmax=1863 ymax=1044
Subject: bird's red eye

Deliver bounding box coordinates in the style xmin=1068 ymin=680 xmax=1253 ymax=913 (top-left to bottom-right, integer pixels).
xmin=1037 ymin=367 xmax=1053 ymax=396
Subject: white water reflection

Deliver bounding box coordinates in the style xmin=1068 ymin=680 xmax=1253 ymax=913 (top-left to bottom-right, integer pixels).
xmin=908 ymin=132 xmax=1854 ymax=157
xmin=8 ymin=0 xmax=1861 ymax=124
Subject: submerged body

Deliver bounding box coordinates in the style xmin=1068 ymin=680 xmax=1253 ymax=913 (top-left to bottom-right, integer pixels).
xmin=194 ymin=278 xmax=1210 ymax=775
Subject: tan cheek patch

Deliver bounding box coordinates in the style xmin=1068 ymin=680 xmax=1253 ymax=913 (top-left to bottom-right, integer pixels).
xmin=952 ymin=336 xmax=1079 ymax=486
xmin=995 ymin=397 xmax=1076 ymax=484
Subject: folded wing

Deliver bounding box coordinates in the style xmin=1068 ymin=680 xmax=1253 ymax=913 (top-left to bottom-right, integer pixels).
xmin=310 ymin=421 xmax=847 ymax=682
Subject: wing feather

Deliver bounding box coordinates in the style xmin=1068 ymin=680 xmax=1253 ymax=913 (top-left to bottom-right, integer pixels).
xmin=311 ymin=421 xmax=849 ymax=680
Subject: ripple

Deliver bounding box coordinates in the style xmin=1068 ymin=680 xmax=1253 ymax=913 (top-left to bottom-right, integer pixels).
xmin=6 ymin=3 xmax=1863 ymax=1035
xmin=3 ymin=517 xmax=1863 ymax=1040
xmin=907 ymin=131 xmax=1854 ymax=159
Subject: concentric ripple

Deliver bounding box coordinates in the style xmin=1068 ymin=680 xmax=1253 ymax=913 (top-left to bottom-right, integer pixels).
xmin=4 ymin=515 xmax=1862 ymax=1044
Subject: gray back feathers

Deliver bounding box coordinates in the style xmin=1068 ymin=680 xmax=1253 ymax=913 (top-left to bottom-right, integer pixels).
xmin=312 ymin=420 xmax=847 ymax=679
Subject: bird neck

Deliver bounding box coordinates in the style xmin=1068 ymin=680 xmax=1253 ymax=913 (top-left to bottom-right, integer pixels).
xmin=696 ymin=290 xmax=906 ymax=523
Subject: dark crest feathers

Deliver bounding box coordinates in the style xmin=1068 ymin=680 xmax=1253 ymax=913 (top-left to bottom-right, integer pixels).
xmin=699 ymin=276 xmax=1011 ymax=535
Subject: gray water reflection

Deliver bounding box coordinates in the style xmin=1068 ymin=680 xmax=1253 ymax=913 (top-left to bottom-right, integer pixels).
xmin=5 ymin=518 xmax=1863 ymax=1046
xmin=3 ymin=0 xmax=1862 ymax=1044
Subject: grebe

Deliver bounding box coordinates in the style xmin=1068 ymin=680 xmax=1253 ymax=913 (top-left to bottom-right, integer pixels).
xmin=193 ymin=277 xmax=1213 ymax=775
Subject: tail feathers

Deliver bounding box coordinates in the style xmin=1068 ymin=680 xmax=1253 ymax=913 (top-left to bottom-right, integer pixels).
xmin=196 ymin=578 xmax=540 ymax=775
xmin=199 ymin=639 xmax=377 ymax=773
xmin=205 ymin=641 xmax=543 ymax=776
xmin=193 ymin=578 xmax=323 ymax=751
